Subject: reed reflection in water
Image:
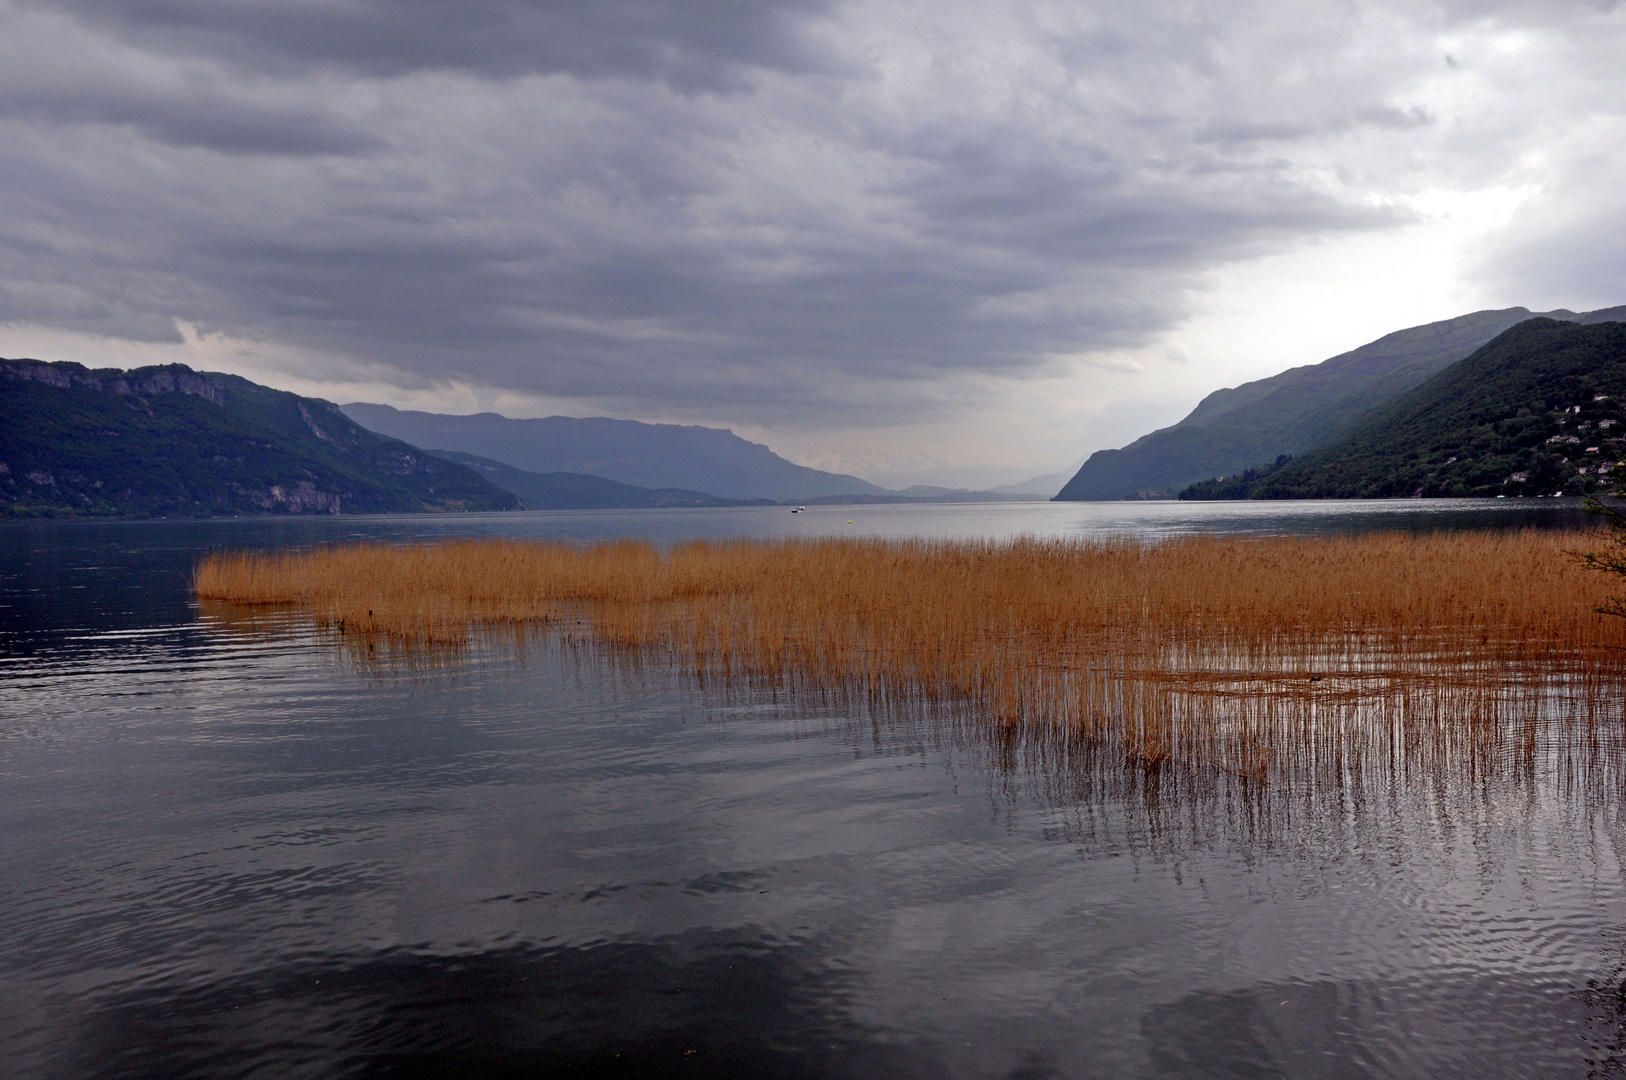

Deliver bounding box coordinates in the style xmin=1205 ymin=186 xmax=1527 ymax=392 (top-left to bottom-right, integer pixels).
xmin=188 ymin=590 xmax=1626 ymax=1072
xmin=196 ymin=530 xmax=1626 ymax=786
xmin=194 ymin=529 xmax=1626 ymax=891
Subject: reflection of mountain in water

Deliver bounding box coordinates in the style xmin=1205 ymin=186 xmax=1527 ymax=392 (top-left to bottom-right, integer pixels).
xmin=1143 ymin=974 xmax=1626 ymax=1080
xmin=63 ymin=931 xmax=924 ymax=1080
xmin=55 ymin=927 xmax=1626 ymax=1078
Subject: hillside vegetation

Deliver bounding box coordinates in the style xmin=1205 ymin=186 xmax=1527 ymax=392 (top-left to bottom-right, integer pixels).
xmin=0 ymin=359 xmax=519 ymax=518
xmin=1056 ymin=305 xmax=1626 ymax=501
xmin=1181 ymin=319 xmax=1626 ymax=499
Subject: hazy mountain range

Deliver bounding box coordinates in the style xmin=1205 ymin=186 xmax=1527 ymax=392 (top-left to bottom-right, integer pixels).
xmin=1054 ymin=305 xmax=1626 ymax=501
xmin=341 ymin=405 xmax=891 ymax=502
xmin=430 ymin=449 xmax=775 ymax=510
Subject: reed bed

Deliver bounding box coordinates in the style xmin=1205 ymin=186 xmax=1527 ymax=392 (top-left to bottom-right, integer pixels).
xmin=193 ymin=531 xmax=1626 ymax=779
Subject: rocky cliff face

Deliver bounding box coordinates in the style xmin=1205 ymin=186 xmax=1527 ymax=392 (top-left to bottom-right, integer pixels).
xmin=3 ymin=359 xmax=227 ymax=404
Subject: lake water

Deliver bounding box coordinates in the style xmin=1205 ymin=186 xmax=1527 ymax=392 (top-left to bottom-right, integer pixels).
xmin=4 ymin=499 xmax=1624 ymax=1079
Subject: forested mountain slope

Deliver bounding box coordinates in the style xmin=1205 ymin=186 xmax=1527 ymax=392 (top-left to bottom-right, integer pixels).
xmin=0 ymin=359 xmax=519 ymax=517
xmin=1055 ymin=305 xmax=1626 ymax=500
xmin=1181 ymin=319 xmax=1626 ymax=499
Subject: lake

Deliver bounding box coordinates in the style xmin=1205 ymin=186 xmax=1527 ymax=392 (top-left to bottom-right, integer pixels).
xmin=3 ymin=499 xmax=1624 ymax=1079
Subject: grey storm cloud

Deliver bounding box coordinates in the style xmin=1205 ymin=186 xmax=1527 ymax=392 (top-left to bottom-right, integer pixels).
xmin=50 ymin=0 xmax=839 ymax=87
xmin=0 ymin=0 xmax=1622 ymax=426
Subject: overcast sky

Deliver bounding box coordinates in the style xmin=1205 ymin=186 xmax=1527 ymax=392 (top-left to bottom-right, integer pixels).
xmin=1 ymin=0 xmax=1623 ymax=488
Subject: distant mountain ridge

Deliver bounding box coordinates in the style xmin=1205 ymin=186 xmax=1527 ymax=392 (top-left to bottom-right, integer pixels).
xmin=1054 ymin=305 xmax=1626 ymax=501
xmin=342 ymin=404 xmax=888 ymax=502
xmin=0 ymin=359 xmax=519 ymax=517
xmin=991 ymin=470 xmax=1072 ymax=498
xmin=1182 ymin=318 xmax=1626 ymax=500
xmin=429 ymin=449 xmax=775 ymax=509
xmin=434 ymin=447 xmax=1034 ymax=508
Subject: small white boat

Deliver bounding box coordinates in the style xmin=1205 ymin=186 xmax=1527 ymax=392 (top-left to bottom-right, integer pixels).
xmin=789 ymin=505 xmax=808 ymax=514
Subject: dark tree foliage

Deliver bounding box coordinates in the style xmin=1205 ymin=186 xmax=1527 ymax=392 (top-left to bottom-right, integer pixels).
xmin=1178 ymin=455 xmax=1293 ymax=500
xmin=1582 ymin=493 xmax=1626 ymax=618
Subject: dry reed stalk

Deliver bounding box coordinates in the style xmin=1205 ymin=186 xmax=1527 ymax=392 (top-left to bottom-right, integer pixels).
xmin=193 ymin=532 xmax=1626 ymax=778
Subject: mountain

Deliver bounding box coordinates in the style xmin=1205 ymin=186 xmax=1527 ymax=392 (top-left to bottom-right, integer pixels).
xmin=1181 ymin=318 xmax=1626 ymax=499
xmin=991 ymin=470 xmax=1072 ymax=497
xmin=0 ymin=359 xmax=520 ymax=518
xmin=1054 ymin=305 xmax=1626 ymax=501
xmin=341 ymin=404 xmax=888 ymax=501
xmin=861 ymin=463 xmax=1061 ymax=492
xmin=435 ymin=448 xmax=1029 ymax=506
xmin=428 ymin=450 xmax=774 ymax=509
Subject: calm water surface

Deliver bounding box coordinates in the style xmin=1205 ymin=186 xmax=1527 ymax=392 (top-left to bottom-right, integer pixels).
xmin=4 ymin=500 xmax=1624 ymax=1079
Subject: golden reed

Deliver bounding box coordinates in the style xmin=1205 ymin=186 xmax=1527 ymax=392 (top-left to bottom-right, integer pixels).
xmin=193 ymin=532 xmax=1626 ymax=778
